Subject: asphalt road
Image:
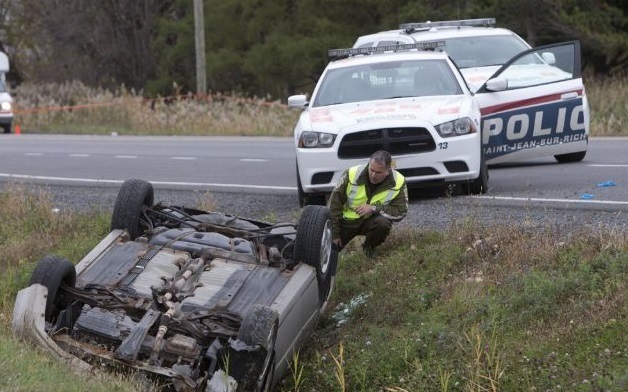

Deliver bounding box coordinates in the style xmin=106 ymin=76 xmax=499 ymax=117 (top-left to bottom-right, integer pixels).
xmin=1 ymin=135 xmax=627 ymax=226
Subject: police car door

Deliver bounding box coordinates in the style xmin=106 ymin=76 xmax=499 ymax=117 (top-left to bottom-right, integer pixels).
xmin=474 ymin=41 xmax=589 ymax=165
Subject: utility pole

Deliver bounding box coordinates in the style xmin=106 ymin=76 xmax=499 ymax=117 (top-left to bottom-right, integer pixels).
xmin=194 ymin=0 xmax=207 ymax=94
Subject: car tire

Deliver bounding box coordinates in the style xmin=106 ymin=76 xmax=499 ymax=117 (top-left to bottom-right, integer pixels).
xmin=462 ymin=154 xmax=489 ymax=195
xmin=237 ymin=304 xmax=279 ymax=392
xmin=296 ymin=163 xmax=327 ymax=207
xmin=2 ymin=124 xmax=10 ymax=133
xmin=29 ymin=255 xmax=76 ymax=321
xmin=294 ymin=205 xmax=336 ymax=308
xmin=111 ymin=179 xmax=154 ymax=239
xmin=554 ymin=150 xmax=586 ymax=163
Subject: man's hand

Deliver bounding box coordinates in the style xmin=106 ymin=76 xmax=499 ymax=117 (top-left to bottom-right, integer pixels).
xmin=354 ymin=204 xmax=375 ymax=217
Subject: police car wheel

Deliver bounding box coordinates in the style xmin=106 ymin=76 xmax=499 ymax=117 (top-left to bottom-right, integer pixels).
xmin=554 ymin=151 xmax=586 ymax=163
xmin=462 ymin=158 xmax=488 ymax=195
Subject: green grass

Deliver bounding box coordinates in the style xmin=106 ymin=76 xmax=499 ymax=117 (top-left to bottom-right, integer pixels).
xmin=1 ymin=185 xmax=626 ymax=391
xmin=12 ymin=75 xmax=628 ymax=137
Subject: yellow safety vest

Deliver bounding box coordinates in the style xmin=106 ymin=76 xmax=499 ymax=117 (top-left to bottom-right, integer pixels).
xmin=343 ymin=164 xmax=405 ymax=220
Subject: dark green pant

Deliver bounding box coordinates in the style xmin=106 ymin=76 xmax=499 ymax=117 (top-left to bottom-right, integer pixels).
xmin=339 ymin=215 xmax=392 ymax=250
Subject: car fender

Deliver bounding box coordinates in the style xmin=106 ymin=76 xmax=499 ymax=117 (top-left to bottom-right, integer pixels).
xmin=12 ymin=284 xmax=92 ymax=372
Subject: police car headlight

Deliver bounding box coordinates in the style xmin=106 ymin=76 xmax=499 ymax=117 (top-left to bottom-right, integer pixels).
xmin=437 ymin=121 xmax=454 ymax=136
xmin=436 ymin=118 xmax=476 ymax=137
xmin=299 ymin=131 xmax=336 ymax=148
xmin=0 ymin=102 xmax=11 ymax=111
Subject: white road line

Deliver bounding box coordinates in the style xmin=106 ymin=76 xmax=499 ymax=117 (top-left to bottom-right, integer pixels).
xmin=588 ymin=164 xmax=628 ymax=168
xmin=24 ymin=152 xmax=43 ymax=156
xmin=0 ymin=173 xmax=297 ymax=191
xmin=240 ymin=158 xmax=268 ymax=162
xmin=0 ymin=174 xmax=121 ymax=184
xmin=171 ymin=157 xmax=197 ymax=160
xmin=475 ymin=195 xmax=628 ymax=206
xmin=115 ymin=155 xmax=137 ymax=159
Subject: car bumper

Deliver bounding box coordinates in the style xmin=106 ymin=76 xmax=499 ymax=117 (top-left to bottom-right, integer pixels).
xmin=297 ymin=133 xmax=482 ymax=193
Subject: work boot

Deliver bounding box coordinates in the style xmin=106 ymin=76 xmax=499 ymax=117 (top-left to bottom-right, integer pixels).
xmin=362 ymin=246 xmax=378 ymax=259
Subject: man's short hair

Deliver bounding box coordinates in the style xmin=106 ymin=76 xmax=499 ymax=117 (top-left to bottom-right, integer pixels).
xmin=370 ymin=150 xmax=392 ymax=168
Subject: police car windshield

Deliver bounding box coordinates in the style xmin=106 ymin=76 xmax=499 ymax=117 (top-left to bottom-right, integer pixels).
xmin=312 ymin=59 xmax=463 ymax=107
xmin=434 ymin=35 xmax=530 ymax=68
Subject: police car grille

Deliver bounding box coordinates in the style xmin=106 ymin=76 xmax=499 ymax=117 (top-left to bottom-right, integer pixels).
xmin=337 ymin=128 xmax=435 ymax=159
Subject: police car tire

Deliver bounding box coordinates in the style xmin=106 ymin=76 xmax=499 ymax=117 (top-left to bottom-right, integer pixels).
xmin=111 ymin=179 xmax=154 ymax=239
xmin=462 ymin=157 xmax=488 ymax=195
xmin=296 ymin=163 xmax=327 ymax=207
xmin=554 ymin=151 xmax=586 ymax=163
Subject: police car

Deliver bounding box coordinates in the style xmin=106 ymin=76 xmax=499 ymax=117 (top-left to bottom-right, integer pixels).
xmin=288 ymin=43 xmax=486 ymax=206
xmin=288 ymin=21 xmax=589 ymax=206
xmin=353 ymin=18 xmax=589 ymax=165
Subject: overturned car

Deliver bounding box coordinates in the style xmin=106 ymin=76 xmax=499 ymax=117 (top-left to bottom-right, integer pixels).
xmin=12 ymin=179 xmax=337 ymax=392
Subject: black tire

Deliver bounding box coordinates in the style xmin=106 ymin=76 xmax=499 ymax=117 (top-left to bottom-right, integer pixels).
xmin=2 ymin=124 xmax=10 ymax=134
xmin=238 ymin=304 xmax=279 ymax=392
xmin=111 ymin=179 xmax=154 ymax=239
xmin=555 ymin=150 xmax=586 ymax=163
xmin=296 ymin=162 xmax=327 ymax=207
xmin=462 ymin=154 xmax=489 ymax=195
xmin=294 ymin=205 xmax=336 ymax=308
xmin=29 ymin=255 xmax=76 ymax=321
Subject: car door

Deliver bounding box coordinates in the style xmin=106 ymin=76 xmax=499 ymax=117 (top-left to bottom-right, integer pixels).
xmin=473 ymin=41 xmax=589 ymax=164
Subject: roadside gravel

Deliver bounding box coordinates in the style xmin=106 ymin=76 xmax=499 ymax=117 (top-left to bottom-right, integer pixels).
xmin=13 ymin=183 xmax=628 ymax=234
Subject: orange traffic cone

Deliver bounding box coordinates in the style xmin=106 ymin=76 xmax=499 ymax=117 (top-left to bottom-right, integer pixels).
xmin=14 ymin=124 xmax=20 ymax=135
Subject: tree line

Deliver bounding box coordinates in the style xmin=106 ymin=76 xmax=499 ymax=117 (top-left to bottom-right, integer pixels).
xmin=0 ymin=0 xmax=626 ymax=100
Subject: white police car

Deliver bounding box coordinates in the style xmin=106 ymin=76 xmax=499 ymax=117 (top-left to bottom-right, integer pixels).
xmin=354 ymin=18 xmax=531 ymax=93
xmin=353 ymin=18 xmax=589 ymax=165
xmin=289 ymin=43 xmax=486 ymax=206
xmin=288 ymin=21 xmax=589 ymax=206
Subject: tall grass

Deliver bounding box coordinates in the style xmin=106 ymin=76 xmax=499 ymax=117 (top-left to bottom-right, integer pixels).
xmin=14 ymin=81 xmax=300 ymax=136
xmin=12 ymin=75 xmax=628 ymax=137
xmin=1 ymin=186 xmax=627 ymax=391
xmin=0 ymin=185 xmax=150 ymax=392
xmin=585 ymin=75 xmax=628 ymax=136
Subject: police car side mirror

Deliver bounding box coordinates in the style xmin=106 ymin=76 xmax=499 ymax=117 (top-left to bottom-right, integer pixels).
xmin=288 ymin=94 xmax=308 ymax=108
xmin=541 ymin=52 xmax=556 ymax=65
xmin=485 ymin=76 xmax=508 ymax=92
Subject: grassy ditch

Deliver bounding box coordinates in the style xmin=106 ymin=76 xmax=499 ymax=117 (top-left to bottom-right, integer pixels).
xmin=12 ymin=75 xmax=628 ymax=137
xmin=1 ymin=186 xmax=626 ymax=391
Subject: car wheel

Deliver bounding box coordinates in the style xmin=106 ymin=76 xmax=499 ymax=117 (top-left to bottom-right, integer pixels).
xmin=296 ymin=164 xmax=307 ymax=208
xmin=111 ymin=179 xmax=154 ymax=239
xmin=554 ymin=150 xmax=586 ymax=163
xmin=29 ymin=255 xmax=76 ymax=322
xmin=238 ymin=304 xmax=279 ymax=392
xmin=296 ymin=163 xmax=327 ymax=207
xmin=462 ymin=155 xmax=488 ymax=195
xmin=2 ymin=124 xmax=10 ymax=133
xmin=295 ymin=205 xmax=336 ymax=308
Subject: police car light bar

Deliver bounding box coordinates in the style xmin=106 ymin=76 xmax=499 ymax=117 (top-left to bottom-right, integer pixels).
xmin=327 ymin=41 xmax=446 ymax=59
xmin=399 ymin=18 xmax=496 ymax=32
